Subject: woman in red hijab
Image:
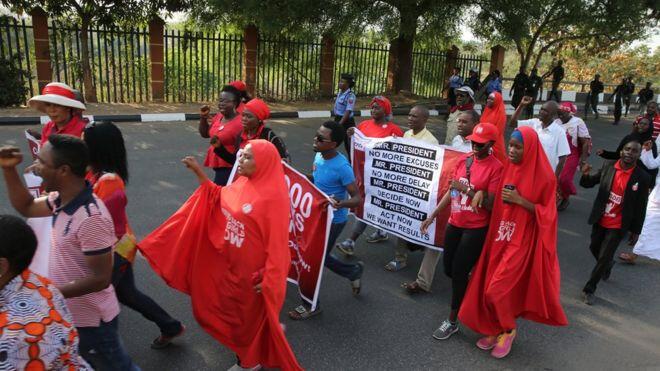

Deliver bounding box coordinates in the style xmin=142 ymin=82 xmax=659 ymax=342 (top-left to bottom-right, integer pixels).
xmin=138 ymin=140 xmax=302 ymax=371
xmin=458 ymin=126 xmax=568 ymax=359
xmin=351 ymin=96 xmax=403 ymax=138
xmin=480 ymin=91 xmax=507 ymax=163
xmin=213 ymin=98 xmax=290 ymax=163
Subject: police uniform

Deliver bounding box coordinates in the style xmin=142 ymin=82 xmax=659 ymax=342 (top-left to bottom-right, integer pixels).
xmin=333 ymin=88 xmax=356 ymax=155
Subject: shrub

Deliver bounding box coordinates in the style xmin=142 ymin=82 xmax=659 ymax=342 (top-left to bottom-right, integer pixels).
xmin=0 ymin=55 xmax=29 ymax=107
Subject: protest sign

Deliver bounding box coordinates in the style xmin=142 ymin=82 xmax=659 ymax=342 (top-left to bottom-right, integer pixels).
xmin=351 ymin=130 xmax=464 ymax=250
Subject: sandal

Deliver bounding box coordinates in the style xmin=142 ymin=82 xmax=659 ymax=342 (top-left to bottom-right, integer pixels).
xmin=384 ymin=260 xmax=407 ymax=272
xmin=618 ymin=252 xmax=637 ymax=265
xmin=401 ymin=281 xmax=427 ymax=294
xmin=287 ymin=305 xmax=322 ymax=320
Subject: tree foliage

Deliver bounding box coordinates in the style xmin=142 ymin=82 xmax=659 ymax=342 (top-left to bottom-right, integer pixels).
xmin=472 ymin=0 xmax=657 ymax=71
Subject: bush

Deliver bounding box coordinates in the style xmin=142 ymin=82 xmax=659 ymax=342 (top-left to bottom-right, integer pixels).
xmin=0 ymin=55 xmax=29 ymax=107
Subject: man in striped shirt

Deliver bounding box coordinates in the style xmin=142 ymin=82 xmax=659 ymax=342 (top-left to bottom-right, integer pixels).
xmin=0 ymin=135 xmax=139 ymax=370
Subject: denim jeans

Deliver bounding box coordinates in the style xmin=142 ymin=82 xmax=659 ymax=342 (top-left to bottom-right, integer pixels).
xmin=112 ymin=254 xmax=182 ymax=337
xmin=78 ymin=317 xmax=140 ymax=371
xmin=325 ymin=222 xmax=362 ymax=281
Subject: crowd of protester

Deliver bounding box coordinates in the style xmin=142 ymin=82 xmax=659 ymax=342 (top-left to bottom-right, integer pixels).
xmin=0 ymin=64 xmax=659 ymax=370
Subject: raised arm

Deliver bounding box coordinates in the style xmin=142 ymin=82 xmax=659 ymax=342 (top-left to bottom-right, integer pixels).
xmin=0 ymin=146 xmax=51 ymax=218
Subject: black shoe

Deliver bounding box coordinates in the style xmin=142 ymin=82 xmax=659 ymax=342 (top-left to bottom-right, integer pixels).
xmin=603 ymin=261 xmax=615 ymax=281
xmin=581 ymin=291 xmax=595 ymax=305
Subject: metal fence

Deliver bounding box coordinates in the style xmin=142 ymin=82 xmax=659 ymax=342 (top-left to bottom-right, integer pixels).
xmin=334 ymin=41 xmax=390 ymax=97
xmin=164 ymin=30 xmax=242 ymax=103
xmin=411 ymin=50 xmax=447 ymax=98
xmin=48 ymin=21 xmax=151 ymax=103
xmin=257 ymin=37 xmax=321 ymax=101
xmin=0 ymin=16 xmax=37 ymax=102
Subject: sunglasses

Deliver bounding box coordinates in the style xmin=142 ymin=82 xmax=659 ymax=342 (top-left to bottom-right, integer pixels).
xmin=315 ymin=134 xmax=331 ymax=143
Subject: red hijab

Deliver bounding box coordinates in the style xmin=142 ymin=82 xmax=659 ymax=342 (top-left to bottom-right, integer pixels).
xmin=139 ymin=140 xmax=302 ymax=370
xmin=459 ymin=126 xmax=568 ymax=335
xmin=371 ymin=96 xmax=392 ymax=116
xmin=480 ymin=92 xmax=507 ymax=163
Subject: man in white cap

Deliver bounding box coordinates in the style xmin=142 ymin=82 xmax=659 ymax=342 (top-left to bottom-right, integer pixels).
xmin=444 ymin=86 xmax=475 ymax=145
xmin=26 ymin=82 xmax=87 ymax=145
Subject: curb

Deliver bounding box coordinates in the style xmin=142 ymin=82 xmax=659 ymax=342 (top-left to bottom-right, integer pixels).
xmin=0 ymin=102 xmax=614 ymax=126
xmin=0 ymin=107 xmax=446 ymax=126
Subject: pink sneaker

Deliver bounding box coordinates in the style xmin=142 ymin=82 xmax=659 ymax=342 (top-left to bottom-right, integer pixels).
xmin=490 ymin=330 xmax=517 ymax=359
xmin=476 ymin=335 xmax=498 ymax=350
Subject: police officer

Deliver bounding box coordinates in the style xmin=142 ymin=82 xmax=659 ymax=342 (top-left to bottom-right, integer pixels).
xmin=334 ymin=73 xmax=357 ymax=155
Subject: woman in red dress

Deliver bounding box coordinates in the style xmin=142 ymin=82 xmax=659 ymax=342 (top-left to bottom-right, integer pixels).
xmin=139 ymin=140 xmax=302 ymax=371
xmin=459 ymin=126 xmax=568 ymax=359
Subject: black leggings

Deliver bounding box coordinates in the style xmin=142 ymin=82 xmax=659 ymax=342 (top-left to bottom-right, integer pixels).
xmin=443 ymin=224 xmax=489 ymax=310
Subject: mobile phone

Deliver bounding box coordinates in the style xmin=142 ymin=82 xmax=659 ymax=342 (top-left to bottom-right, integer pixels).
xmin=503 ymin=184 xmax=515 ymax=204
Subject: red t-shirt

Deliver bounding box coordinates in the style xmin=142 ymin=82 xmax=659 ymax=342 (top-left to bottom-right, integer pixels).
xmin=40 ymin=116 xmax=87 ymax=145
xmin=204 ymin=113 xmax=243 ymax=168
xmin=448 ymin=154 xmax=504 ymax=229
xmin=357 ymin=119 xmax=404 ymax=138
xmin=599 ymin=160 xmax=634 ymax=229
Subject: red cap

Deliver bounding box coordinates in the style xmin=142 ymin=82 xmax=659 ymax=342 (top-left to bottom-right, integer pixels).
xmin=229 ymin=80 xmax=246 ymax=92
xmin=467 ymin=122 xmax=499 ymax=144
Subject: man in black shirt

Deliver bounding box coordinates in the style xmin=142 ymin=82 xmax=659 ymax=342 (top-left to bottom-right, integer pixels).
xmin=466 ymin=67 xmax=481 ymax=93
xmin=586 ymin=74 xmax=604 ymax=119
xmin=543 ymin=60 xmax=565 ymax=102
xmin=510 ymin=67 xmax=529 ymax=109
xmin=624 ymin=77 xmax=635 ymax=117
xmin=525 ymin=68 xmax=544 ymax=118
xmin=638 ymin=82 xmax=655 ymax=114
xmin=610 ymin=78 xmax=627 ymax=125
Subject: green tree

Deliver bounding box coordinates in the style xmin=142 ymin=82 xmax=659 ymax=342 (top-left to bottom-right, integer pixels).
xmin=4 ymin=0 xmax=190 ymax=102
xmin=472 ymin=0 xmax=656 ymax=72
xmin=192 ymin=0 xmax=464 ymax=93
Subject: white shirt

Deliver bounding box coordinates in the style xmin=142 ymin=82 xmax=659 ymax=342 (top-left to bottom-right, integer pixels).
xmin=518 ymin=118 xmax=571 ymax=171
xmin=451 ymin=135 xmax=472 ymax=152
xmin=561 ymin=116 xmax=590 ymax=147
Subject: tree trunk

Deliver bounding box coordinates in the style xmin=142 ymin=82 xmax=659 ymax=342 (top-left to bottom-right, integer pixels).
xmin=387 ymin=5 xmax=417 ymax=94
xmin=79 ymin=16 xmax=98 ymax=103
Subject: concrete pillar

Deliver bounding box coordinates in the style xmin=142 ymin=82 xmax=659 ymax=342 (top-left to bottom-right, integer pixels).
xmin=319 ymin=35 xmax=335 ymax=97
xmin=242 ymin=25 xmax=258 ymax=97
xmin=148 ymin=17 xmax=165 ymax=102
xmin=489 ymin=45 xmax=505 ymax=73
xmin=30 ymin=7 xmax=51 ymax=92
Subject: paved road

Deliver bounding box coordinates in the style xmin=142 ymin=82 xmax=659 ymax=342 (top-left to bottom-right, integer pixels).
xmin=1 ymin=114 xmax=659 ymax=370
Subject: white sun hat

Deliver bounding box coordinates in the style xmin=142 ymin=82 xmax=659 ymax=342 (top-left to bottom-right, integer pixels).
xmin=28 ymin=82 xmax=86 ymax=111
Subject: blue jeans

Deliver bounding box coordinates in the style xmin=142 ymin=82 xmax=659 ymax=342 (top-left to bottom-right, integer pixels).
xmin=113 ymin=254 xmax=183 ymax=336
xmin=78 ymin=317 xmax=140 ymax=371
xmin=325 ymin=222 xmax=363 ymax=281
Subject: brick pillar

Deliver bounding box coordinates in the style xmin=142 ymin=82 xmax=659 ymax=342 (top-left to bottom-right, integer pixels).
xmin=243 ymin=25 xmax=258 ymax=97
xmin=319 ymin=35 xmax=335 ymax=97
xmin=149 ymin=17 xmax=165 ymax=102
xmin=489 ymin=45 xmax=505 ymax=73
xmin=30 ymin=7 xmax=51 ymax=92
xmin=442 ymin=45 xmax=459 ymax=98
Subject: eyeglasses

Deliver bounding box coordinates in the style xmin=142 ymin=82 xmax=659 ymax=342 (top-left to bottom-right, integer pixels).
xmin=315 ymin=134 xmax=331 ymax=143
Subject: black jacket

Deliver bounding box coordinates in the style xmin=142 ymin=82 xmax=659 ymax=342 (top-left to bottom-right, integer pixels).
xmin=580 ymin=160 xmax=650 ymax=234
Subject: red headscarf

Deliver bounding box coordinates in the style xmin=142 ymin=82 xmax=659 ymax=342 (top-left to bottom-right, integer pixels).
xmin=138 ymin=140 xmax=302 ymax=370
xmin=559 ymin=101 xmax=577 ymax=114
xmin=459 ymin=126 xmax=568 ymax=335
xmin=480 ymin=92 xmax=507 ymax=163
xmin=245 ymin=98 xmax=271 ymax=121
xmin=371 ymin=96 xmax=392 ymax=116
xmin=229 ymin=80 xmax=247 ymax=92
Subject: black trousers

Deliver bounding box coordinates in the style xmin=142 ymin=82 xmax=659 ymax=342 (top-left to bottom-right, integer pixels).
xmin=335 ymin=115 xmax=356 ymax=159
xmin=585 ymin=92 xmax=599 ymax=116
xmin=443 ymin=224 xmax=489 ymax=310
xmin=584 ymin=224 xmax=624 ymax=294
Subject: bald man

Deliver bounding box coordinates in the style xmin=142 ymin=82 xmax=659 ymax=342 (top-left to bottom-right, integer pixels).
xmin=509 ymin=96 xmax=570 ymax=179
xmin=386 ymin=106 xmax=439 ymax=272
